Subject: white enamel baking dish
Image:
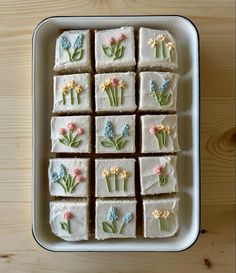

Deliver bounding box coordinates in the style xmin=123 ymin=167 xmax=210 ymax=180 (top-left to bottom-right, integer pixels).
xmin=32 ymin=16 xmax=200 ymax=251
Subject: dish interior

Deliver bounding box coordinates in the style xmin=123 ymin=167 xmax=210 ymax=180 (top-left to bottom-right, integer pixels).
xmin=32 ymin=16 xmax=200 ymax=251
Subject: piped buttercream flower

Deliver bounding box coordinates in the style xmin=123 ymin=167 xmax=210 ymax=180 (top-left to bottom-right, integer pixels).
xmin=120 ymin=124 xmax=129 ymax=137
xmin=163 ymin=126 xmax=171 ymax=134
xmin=72 ymin=168 xmax=81 ymax=176
xmin=166 ymin=42 xmax=175 ymax=49
xmin=75 ymin=175 xmax=85 ymax=183
xmin=156 ymin=34 xmax=166 ymax=42
xmin=108 ymin=206 xmax=118 ymax=222
xmin=111 ymin=78 xmax=119 ymax=86
xmin=75 ymin=85 xmax=83 ymax=93
xmin=58 ymin=128 xmax=66 ymax=135
xmin=149 ymin=125 xmax=157 ymax=135
xmin=68 ymin=80 xmax=76 ymax=89
xmin=152 ymin=209 xmax=170 ymax=219
xmin=103 ymin=121 xmax=115 ymax=138
xmin=76 ymin=127 xmax=84 ymax=135
xmin=149 ymin=80 xmax=156 ymax=93
xmin=117 ymin=33 xmax=126 ymax=41
xmin=100 ymin=82 xmax=107 ymax=91
xmin=119 ymin=170 xmax=129 ymax=179
xmin=162 ymin=210 xmax=170 ymax=219
xmin=102 ymin=170 xmax=110 ymax=177
xmin=73 ymin=34 xmax=83 ymax=49
xmin=153 ymin=165 xmax=164 ymax=176
xmin=67 ymin=122 xmax=76 ymax=131
xmin=62 ymin=85 xmax=69 ymax=94
xmin=148 ymin=38 xmax=158 ymax=48
xmin=63 ymin=211 xmax=73 ymax=220
xmin=110 ymin=166 xmax=120 ymax=175
xmin=152 ymin=209 xmax=162 ymax=219
xmin=118 ymin=80 xmax=126 ymax=89
xmin=122 ymin=212 xmax=132 ymax=224
xmin=100 ymin=80 xmax=112 ymax=91
xmin=156 ymin=123 xmax=165 ymax=132
xmin=60 ymin=36 xmax=71 ymax=50
xmin=106 ymin=37 xmax=115 ymax=45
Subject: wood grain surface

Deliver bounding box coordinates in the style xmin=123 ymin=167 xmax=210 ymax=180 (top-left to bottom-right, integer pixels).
xmin=0 ymin=0 xmax=235 ymax=272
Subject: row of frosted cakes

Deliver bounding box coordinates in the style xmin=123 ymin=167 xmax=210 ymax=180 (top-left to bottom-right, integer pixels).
xmin=51 ymin=115 xmax=179 ymax=153
xmin=54 ymin=27 xmax=178 ymax=73
xmin=53 ymin=72 xmax=179 ymax=113
xmin=49 ymin=157 xmax=177 ymax=197
xmin=49 ymin=26 xmax=180 ymax=242
xmin=50 ymin=198 xmax=178 ymax=241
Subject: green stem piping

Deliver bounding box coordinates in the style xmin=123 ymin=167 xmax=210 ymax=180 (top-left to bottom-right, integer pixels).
xmin=70 ymin=89 xmax=74 ymax=105
xmin=118 ymin=221 xmax=125 ymax=234
xmin=114 ymin=174 xmax=118 ymax=191
xmin=77 ymin=93 xmax=80 ymax=104
xmin=105 ymin=177 xmax=111 ymax=192
xmin=106 ymin=90 xmax=113 ymax=106
xmin=123 ymin=178 xmax=127 ymax=192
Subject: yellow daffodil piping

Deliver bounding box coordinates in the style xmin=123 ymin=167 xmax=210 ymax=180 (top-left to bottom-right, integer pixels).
xmin=101 ymin=167 xmax=130 ymax=192
xmin=148 ymin=34 xmax=175 ymax=61
xmin=61 ymin=81 xmax=83 ymax=105
xmin=148 ymin=123 xmax=171 ymax=150
xmin=99 ymin=78 xmax=127 ymax=107
xmin=152 ymin=209 xmax=170 ymax=232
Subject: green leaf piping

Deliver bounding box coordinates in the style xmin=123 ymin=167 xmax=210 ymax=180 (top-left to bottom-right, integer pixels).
xmin=102 ymin=221 xmax=114 ymax=233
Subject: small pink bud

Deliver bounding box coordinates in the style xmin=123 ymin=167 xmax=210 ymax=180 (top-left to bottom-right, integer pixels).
xmin=117 ymin=33 xmax=126 ymax=41
xmin=72 ymin=168 xmax=81 ymax=176
xmin=58 ymin=128 xmax=66 ymax=135
xmin=63 ymin=211 xmax=73 ymax=220
xmin=75 ymin=176 xmax=85 ymax=183
xmin=67 ymin=122 xmax=76 ymax=131
xmin=76 ymin=127 xmax=84 ymax=135
xmin=111 ymin=78 xmax=119 ymax=86
xmin=153 ymin=165 xmax=164 ymax=176
xmin=106 ymin=37 xmax=115 ymax=45
xmin=149 ymin=125 xmax=157 ymax=135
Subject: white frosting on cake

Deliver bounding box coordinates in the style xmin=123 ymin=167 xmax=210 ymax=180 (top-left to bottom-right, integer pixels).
xmin=52 ymin=74 xmax=92 ymax=113
xmin=138 ymin=27 xmax=178 ymax=71
xmin=50 ymin=200 xmax=89 ymax=241
xmin=139 ymin=72 xmax=179 ymax=111
xmin=95 ymin=199 xmax=137 ymax=240
xmin=143 ymin=197 xmax=179 ymax=238
xmin=95 ymin=158 xmax=135 ymax=197
xmin=95 ymin=27 xmax=136 ymax=72
xmin=95 ymin=72 xmax=136 ymax=112
xmin=48 ymin=158 xmax=90 ymax=197
xmin=95 ymin=115 xmax=136 ymax=153
xmin=51 ymin=116 xmax=92 ymax=153
xmin=141 ymin=114 xmax=180 ymax=153
xmin=139 ymin=156 xmax=178 ymax=195
xmin=54 ymin=30 xmax=92 ymax=73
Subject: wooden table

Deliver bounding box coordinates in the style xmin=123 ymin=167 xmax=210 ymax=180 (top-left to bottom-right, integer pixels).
xmin=0 ymin=1 xmax=235 ymax=272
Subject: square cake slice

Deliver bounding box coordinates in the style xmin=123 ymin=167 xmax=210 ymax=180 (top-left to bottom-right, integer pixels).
xmin=95 ymin=158 xmax=135 ymax=197
xmin=141 ymin=114 xmax=180 ymax=153
xmin=139 ymin=156 xmax=178 ymax=195
xmin=95 ymin=72 xmax=136 ymax=113
xmin=52 ymin=73 xmax=92 ymax=114
xmin=48 ymin=158 xmax=90 ymax=197
xmin=54 ymin=30 xmax=92 ymax=73
xmin=138 ymin=27 xmax=178 ymax=71
xmin=95 ymin=115 xmax=136 ymax=154
xmin=95 ymin=199 xmax=137 ymax=240
xmin=50 ymin=200 xmax=89 ymax=241
xmin=51 ymin=116 xmax=92 ymax=153
xmin=143 ymin=197 xmax=179 ymax=238
xmin=95 ymin=27 xmax=136 ymax=72
xmin=139 ymin=72 xmax=179 ymax=112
